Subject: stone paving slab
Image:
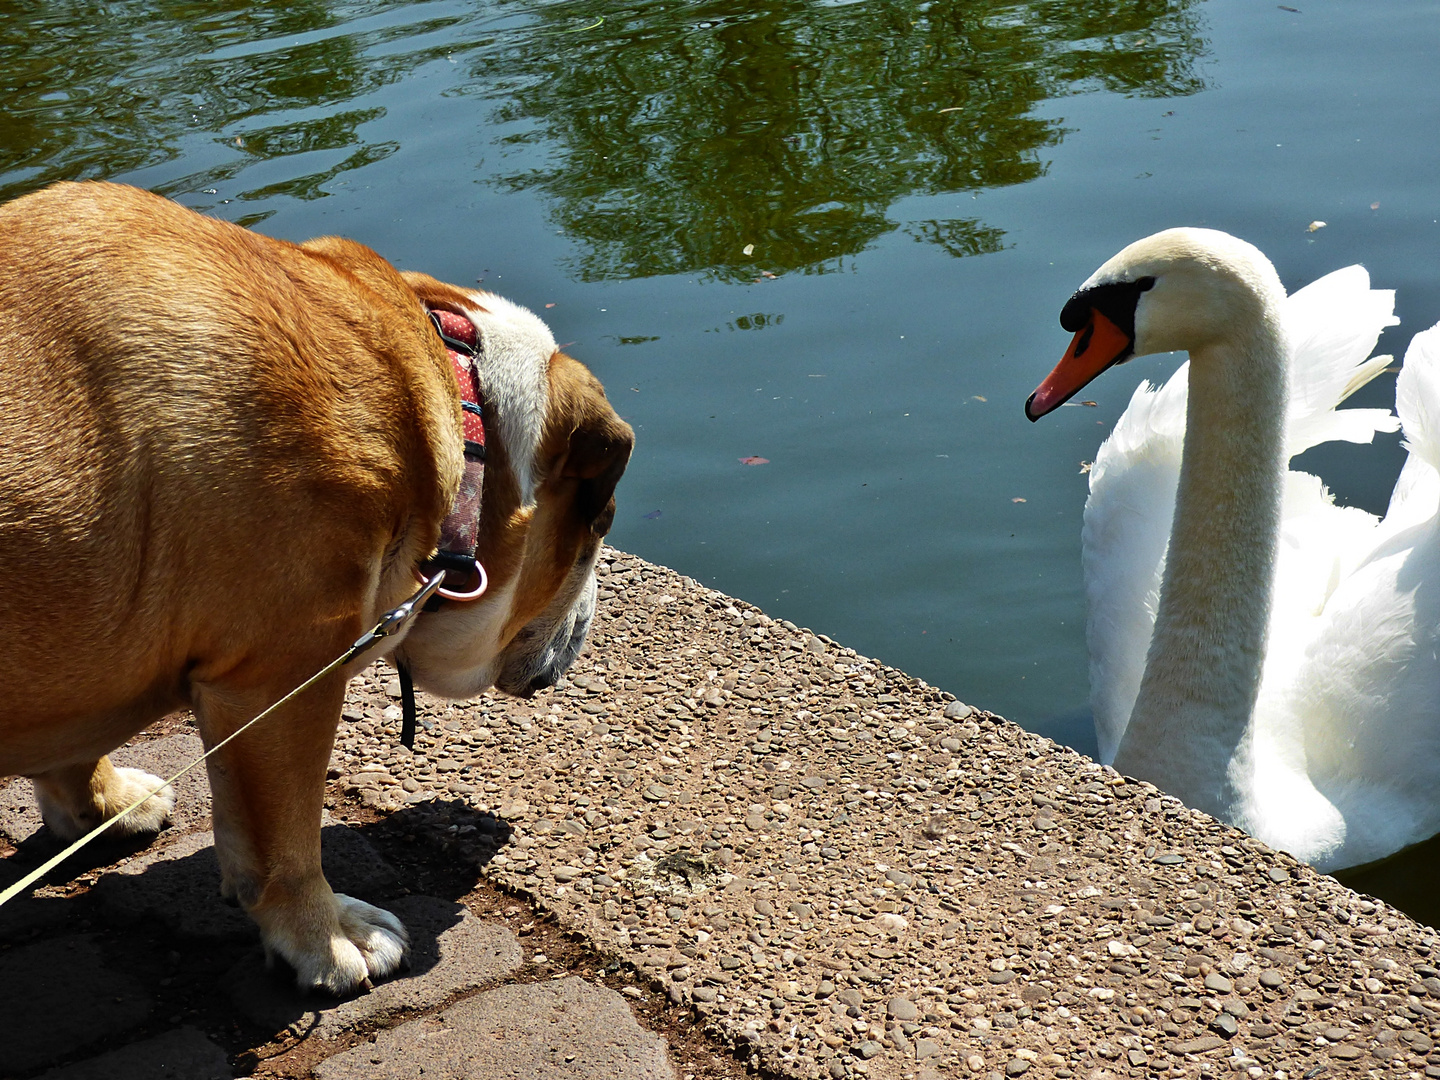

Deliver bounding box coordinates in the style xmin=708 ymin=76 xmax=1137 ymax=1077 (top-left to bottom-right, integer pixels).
xmin=0 ymin=891 xmax=73 ymax=941
xmin=313 ymin=975 xmax=677 ymax=1080
xmin=226 ymin=893 xmax=524 ymax=1036
xmin=37 ymin=1027 xmax=232 ymax=1080
xmin=0 ymin=770 xmax=41 ymax=844
xmin=0 ymin=935 xmax=153 ymax=1073
xmin=93 ymin=830 xmax=252 ymax=939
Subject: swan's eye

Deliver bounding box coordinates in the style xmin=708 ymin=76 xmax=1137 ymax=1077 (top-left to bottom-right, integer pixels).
xmin=1136 ymin=276 xmax=1156 ymax=292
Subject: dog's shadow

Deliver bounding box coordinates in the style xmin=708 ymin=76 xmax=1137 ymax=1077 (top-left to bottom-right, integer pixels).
xmin=0 ymin=801 xmax=513 ymax=1074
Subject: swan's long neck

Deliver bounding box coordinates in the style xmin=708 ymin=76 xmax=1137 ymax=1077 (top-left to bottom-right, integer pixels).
xmin=1112 ymin=310 xmax=1289 ymax=820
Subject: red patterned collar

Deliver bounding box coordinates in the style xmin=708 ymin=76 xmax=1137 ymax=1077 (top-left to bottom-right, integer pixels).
xmin=423 ymin=308 xmax=487 ymax=600
xmin=396 ymin=308 xmax=490 ymax=750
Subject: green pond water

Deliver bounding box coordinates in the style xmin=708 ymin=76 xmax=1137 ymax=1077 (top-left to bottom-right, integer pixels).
xmin=3 ymin=0 xmax=1439 ymax=916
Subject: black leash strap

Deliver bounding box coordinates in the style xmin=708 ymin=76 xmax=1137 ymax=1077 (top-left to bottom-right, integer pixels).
xmin=399 ymin=661 xmax=418 ymax=749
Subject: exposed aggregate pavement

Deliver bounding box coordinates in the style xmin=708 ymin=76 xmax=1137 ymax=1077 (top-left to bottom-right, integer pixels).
xmin=3 ymin=547 xmax=1440 ymax=1080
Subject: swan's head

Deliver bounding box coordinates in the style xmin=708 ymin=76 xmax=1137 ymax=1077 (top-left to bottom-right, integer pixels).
xmin=1026 ymin=228 xmax=1284 ymax=420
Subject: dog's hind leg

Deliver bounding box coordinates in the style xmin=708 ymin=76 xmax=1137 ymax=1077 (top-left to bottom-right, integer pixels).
xmin=30 ymin=756 xmax=176 ymax=840
xmin=194 ymin=656 xmax=408 ymax=996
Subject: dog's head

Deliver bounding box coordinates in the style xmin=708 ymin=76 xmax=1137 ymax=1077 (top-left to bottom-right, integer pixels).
xmin=393 ymin=273 xmax=633 ymax=699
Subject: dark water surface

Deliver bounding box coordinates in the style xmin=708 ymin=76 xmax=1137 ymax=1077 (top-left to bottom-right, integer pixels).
xmin=4 ymin=0 xmax=1439 ymax=907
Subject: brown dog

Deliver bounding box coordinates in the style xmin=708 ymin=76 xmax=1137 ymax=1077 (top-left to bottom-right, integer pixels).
xmin=0 ymin=182 xmax=633 ymax=992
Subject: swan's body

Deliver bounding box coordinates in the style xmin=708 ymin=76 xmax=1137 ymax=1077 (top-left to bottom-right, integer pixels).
xmin=1027 ymin=229 xmax=1440 ymax=872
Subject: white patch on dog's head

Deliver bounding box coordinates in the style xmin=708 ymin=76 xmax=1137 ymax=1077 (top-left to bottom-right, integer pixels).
xmin=461 ymin=291 xmax=551 ymax=506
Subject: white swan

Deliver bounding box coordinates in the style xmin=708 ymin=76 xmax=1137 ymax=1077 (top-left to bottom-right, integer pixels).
xmin=1026 ymin=228 xmax=1440 ymax=872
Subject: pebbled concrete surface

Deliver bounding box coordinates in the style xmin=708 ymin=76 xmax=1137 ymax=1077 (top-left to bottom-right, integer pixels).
xmin=331 ymin=549 xmax=1440 ymax=1079
xmin=2 ymin=548 xmax=1440 ymax=1079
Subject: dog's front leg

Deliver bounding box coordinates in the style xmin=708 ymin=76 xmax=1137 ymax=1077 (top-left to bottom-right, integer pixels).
xmin=195 ymin=662 xmax=408 ymax=995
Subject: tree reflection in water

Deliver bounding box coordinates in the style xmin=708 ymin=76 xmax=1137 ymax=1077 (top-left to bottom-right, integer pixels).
xmin=480 ymin=0 xmax=1208 ymax=280
xmin=0 ymin=0 xmax=1206 ymax=273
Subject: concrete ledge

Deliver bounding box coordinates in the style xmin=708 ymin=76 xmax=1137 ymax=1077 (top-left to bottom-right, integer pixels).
xmin=333 ymin=548 xmax=1440 ymax=1079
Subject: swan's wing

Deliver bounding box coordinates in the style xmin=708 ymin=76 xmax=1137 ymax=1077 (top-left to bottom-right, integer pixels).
xmin=1260 ymin=267 xmax=1400 ymax=626
xmin=1082 ymin=363 xmax=1187 ymax=763
xmin=1383 ymin=321 xmax=1440 ymax=534
xmin=1269 ymin=471 xmax=1383 ymax=641
xmin=1276 ymin=321 xmax=1440 ymax=869
xmin=1283 ymin=265 xmax=1400 ymax=456
xmin=1396 ymin=322 xmax=1440 ymax=470
xmin=1281 ymin=513 xmax=1440 ymax=868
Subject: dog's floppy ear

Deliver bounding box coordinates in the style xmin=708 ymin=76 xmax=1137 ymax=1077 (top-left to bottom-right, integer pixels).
xmin=566 ymin=416 xmax=634 ymax=535
xmin=552 ymin=355 xmax=634 ymax=536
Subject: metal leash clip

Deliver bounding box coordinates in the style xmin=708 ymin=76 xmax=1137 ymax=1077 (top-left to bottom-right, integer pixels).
xmin=344 ymin=569 xmax=447 ymax=667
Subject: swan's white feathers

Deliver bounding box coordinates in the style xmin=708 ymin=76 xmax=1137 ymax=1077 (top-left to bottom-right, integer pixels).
xmin=1281 ymin=266 xmax=1399 ymax=455
xmin=1397 ymin=323 xmax=1440 ymax=471
xmin=1083 ymin=246 xmax=1439 ymax=870
xmin=1083 ymin=374 xmax=1185 ymax=762
xmin=1287 ymin=322 xmax=1440 ymax=868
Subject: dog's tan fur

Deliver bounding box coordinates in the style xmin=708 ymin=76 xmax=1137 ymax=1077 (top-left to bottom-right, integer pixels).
xmin=0 ymin=182 xmax=632 ymax=992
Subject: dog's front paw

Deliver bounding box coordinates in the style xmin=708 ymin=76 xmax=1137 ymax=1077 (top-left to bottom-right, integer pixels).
xmin=105 ymin=767 xmax=177 ymax=835
xmin=36 ymin=765 xmax=175 ymax=840
xmin=268 ymin=893 xmax=410 ymax=995
xmin=335 ymin=893 xmax=409 ymax=981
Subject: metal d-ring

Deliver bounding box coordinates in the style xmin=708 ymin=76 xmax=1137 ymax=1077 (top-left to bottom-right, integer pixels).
xmin=414 ymin=559 xmax=488 ymax=603
xmin=439 ymin=558 xmax=488 ymax=601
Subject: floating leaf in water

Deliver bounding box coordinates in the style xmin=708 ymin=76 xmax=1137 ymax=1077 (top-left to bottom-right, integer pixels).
xmin=545 ymin=302 xmax=555 ymax=308
xmin=1079 ymin=461 xmax=1093 ymax=474
xmin=739 ymin=456 xmax=770 ymax=466
xmin=743 ymin=244 xmax=754 ymax=256
xmin=549 ymin=15 xmax=604 ymax=33
xmin=1371 ymin=202 xmax=1381 ymax=210
xmin=1307 ymin=220 xmax=1327 ymax=232
xmin=1012 ymin=497 xmax=1027 ymax=503
xmin=643 ymin=509 xmax=662 ymax=519
xmin=972 ymin=395 xmax=987 ymax=403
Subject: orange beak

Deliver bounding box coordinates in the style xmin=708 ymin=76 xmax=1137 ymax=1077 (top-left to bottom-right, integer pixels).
xmin=1025 ymin=309 xmax=1133 ymax=421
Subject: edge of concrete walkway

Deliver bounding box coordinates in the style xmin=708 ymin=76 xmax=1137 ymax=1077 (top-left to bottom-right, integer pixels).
xmin=331 ymin=547 xmax=1440 ymax=1079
